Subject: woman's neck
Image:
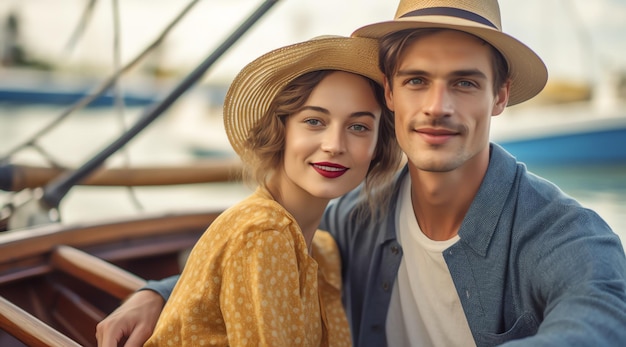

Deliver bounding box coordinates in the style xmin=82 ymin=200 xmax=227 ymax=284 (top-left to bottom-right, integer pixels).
xmin=265 ymin=179 xmax=328 ymax=253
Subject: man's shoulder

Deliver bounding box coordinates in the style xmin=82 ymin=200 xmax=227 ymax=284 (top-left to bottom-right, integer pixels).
xmin=510 ymin=167 xmax=615 ymax=240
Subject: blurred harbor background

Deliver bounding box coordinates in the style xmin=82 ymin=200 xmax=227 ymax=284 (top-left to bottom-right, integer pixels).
xmin=0 ymin=0 xmax=625 ymax=244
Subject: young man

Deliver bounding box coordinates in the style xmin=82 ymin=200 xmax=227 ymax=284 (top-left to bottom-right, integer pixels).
xmin=97 ymin=1 xmax=626 ymax=346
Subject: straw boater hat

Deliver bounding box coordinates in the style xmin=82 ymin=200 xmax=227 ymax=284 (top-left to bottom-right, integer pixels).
xmin=223 ymin=36 xmax=382 ymax=157
xmin=352 ymin=0 xmax=548 ymax=106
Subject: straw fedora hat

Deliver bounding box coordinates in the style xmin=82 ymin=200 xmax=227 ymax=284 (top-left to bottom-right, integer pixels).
xmin=352 ymin=0 xmax=548 ymax=106
xmin=223 ymin=35 xmax=382 ymax=157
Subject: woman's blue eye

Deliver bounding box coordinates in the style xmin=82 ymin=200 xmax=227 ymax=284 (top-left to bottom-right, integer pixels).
xmin=350 ymin=124 xmax=369 ymax=132
xmin=305 ymin=119 xmax=322 ymax=126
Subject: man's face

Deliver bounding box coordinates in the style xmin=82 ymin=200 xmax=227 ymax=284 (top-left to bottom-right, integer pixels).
xmin=385 ymin=30 xmax=509 ymax=173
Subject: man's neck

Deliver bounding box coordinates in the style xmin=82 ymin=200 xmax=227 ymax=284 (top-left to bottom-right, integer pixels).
xmin=407 ymin=153 xmax=489 ymax=241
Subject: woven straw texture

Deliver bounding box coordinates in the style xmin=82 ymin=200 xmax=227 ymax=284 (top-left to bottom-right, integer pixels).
xmin=223 ymin=36 xmax=382 ymax=157
xmin=352 ymin=0 xmax=547 ymax=106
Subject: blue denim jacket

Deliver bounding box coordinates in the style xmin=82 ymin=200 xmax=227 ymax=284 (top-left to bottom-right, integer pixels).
xmin=320 ymin=143 xmax=626 ymax=346
xmin=146 ymin=144 xmax=626 ymax=346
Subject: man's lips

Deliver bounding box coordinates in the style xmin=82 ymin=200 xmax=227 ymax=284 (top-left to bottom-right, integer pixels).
xmin=311 ymin=162 xmax=348 ymax=178
xmin=415 ymin=127 xmax=458 ymax=145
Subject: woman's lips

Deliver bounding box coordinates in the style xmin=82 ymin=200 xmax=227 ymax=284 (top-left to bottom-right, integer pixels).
xmin=312 ymin=162 xmax=348 ymax=178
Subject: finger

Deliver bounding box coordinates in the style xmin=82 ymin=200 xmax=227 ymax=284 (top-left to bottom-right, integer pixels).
xmin=122 ymin=328 xmax=152 ymax=347
xmin=96 ymin=325 xmax=123 ymax=347
xmin=98 ymin=333 xmax=120 ymax=347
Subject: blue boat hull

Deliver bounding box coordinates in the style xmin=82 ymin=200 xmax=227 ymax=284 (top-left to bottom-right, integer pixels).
xmin=497 ymin=127 xmax=626 ymax=165
xmin=0 ymin=89 xmax=158 ymax=107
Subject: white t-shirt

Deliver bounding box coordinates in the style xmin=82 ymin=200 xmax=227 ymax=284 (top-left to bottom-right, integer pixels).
xmin=385 ymin=175 xmax=476 ymax=347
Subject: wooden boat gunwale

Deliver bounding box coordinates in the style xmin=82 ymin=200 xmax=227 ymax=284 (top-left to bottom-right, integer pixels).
xmin=0 ymin=208 xmax=226 ymax=346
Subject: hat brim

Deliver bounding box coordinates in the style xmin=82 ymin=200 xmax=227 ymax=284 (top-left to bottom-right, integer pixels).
xmin=223 ymin=36 xmax=383 ymax=157
xmin=353 ymin=17 xmax=548 ymax=106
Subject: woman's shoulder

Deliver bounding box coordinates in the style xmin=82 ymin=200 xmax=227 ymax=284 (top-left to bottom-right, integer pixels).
xmin=228 ymin=191 xmax=293 ymax=224
xmin=207 ymin=190 xmax=297 ymax=244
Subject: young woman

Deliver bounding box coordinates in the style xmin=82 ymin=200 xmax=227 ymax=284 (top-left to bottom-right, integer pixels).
xmin=143 ymin=35 xmax=402 ymax=347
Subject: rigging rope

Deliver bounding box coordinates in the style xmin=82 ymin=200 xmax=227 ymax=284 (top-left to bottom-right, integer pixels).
xmin=0 ymin=0 xmax=202 ymax=164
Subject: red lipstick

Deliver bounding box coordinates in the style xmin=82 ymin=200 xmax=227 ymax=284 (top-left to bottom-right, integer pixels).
xmin=312 ymin=162 xmax=348 ymax=178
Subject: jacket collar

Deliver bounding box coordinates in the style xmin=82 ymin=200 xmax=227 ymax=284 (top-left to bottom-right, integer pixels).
xmin=385 ymin=143 xmax=519 ymax=256
xmin=458 ymin=143 xmax=518 ymax=256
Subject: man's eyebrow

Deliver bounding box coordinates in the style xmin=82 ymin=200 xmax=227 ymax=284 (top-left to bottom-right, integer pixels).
xmin=395 ymin=69 xmax=488 ymax=79
xmin=395 ymin=69 xmax=430 ymax=77
xmin=451 ymin=69 xmax=488 ymax=79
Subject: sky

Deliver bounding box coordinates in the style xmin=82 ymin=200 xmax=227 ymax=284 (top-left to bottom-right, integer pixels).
xmin=1 ymin=0 xmax=625 ymax=85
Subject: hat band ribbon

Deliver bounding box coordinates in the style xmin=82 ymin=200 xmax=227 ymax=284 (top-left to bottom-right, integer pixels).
xmin=400 ymin=7 xmax=497 ymax=29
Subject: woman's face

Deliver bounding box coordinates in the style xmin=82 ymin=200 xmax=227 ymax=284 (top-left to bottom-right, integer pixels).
xmin=279 ymin=71 xmax=381 ymax=201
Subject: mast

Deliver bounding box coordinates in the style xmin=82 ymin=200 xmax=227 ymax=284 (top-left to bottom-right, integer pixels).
xmin=5 ymin=0 xmax=281 ymax=229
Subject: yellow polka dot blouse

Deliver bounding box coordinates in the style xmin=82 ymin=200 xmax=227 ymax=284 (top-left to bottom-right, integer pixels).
xmin=144 ymin=187 xmax=351 ymax=346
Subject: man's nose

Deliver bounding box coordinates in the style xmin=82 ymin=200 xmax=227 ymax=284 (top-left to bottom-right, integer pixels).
xmin=423 ymin=82 xmax=453 ymax=118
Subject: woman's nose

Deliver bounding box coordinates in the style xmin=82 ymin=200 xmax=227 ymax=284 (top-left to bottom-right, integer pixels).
xmin=320 ymin=127 xmax=346 ymax=156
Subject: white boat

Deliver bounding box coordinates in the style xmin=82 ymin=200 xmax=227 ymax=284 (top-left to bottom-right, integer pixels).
xmin=490 ymin=75 xmax=626 ymax=165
